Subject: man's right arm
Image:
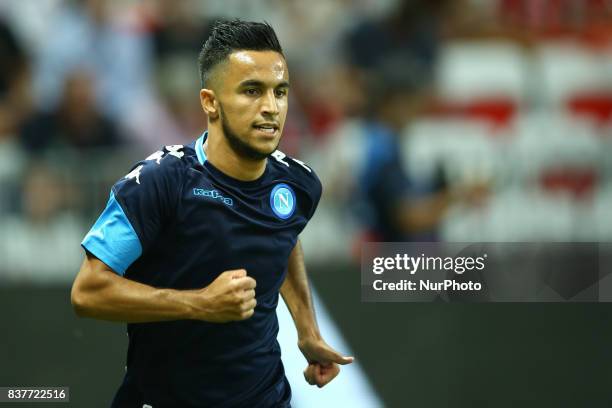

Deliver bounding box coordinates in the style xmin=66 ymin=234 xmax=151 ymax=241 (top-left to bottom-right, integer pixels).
xmin=70 ymin=253 xmax=257 ymax=323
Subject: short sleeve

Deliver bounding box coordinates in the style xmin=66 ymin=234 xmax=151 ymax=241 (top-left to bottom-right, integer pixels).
xmin=81 ymin=147 xmax=184 ymax=274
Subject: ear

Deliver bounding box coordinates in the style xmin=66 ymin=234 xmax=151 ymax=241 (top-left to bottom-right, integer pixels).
xmin=200 ymin=88 xmax=219 ymax=120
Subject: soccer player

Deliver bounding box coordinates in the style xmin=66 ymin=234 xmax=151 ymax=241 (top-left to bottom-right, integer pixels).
xmin=71 ymin=19 xmax=353 ymax=407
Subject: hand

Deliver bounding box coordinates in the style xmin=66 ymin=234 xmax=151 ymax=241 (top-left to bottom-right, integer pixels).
xmin=189 ymin=269 xmax=257 ymax=322
xmin=299 ymin=337 xmax=354 ymax=388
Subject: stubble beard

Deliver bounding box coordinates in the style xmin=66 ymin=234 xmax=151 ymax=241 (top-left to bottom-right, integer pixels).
xmin=219 ymin=104 xmax=280 ymax=162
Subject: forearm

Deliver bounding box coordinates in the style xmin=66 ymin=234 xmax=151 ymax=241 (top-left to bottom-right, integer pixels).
xmin=281 ymin=241 xmax=321 ymax=340
xmin=71 ymin=255 xmax=197 ymax=323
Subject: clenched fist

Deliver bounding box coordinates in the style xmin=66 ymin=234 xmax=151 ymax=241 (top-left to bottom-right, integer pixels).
xmin=299 ymin=337 xmax=354 ymax=388
xmin=188 ymin=269 xmax=257 ymax=322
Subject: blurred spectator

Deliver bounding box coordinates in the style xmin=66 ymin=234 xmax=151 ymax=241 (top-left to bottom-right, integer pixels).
xmin=147 ymin=0 xmax=212 ymax=142
xmin=0 ymin=18 xmax=29 ymax=214
xmin=356 ymin=60 xmax=446 ymax=242
xmin=0 ymin=162 xmax=84 ymax=281
xmin=344 ymin=0 xmax=449 ymax=73
xmin=0 ymin=19 xmax=28 ymax=110
xmin=334 ymin=1 xmax=445 ymax=242
xmin=0 ymin=0 xmax=64 ymax=56
xmin=320 ymin=0 xmax=493 ymax=245
xmin=20 ymin=69 xmax=121 ymax=153
xmin=33 ymin=0 xmax=154 ymax=127
xmin=148 ymin=0 xmax=211 ymax=59
xmin=301 ymin=0 xmax=450 ymax=141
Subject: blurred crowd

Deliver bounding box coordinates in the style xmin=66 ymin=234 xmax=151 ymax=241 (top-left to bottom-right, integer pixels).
xmin=0 ymin=0 xmax=612 ymax=281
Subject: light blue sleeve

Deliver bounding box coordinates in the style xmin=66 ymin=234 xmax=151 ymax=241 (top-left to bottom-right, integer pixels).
xmin=81 ymin=192 xmax=143 ymax=275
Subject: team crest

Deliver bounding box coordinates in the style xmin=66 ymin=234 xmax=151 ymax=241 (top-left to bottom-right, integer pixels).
xmin=270 ymin=184 xmax=295 ymax=220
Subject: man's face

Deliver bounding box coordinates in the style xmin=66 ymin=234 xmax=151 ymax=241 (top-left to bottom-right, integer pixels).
xmin=213 ymin=50 xmax=289 ymax=160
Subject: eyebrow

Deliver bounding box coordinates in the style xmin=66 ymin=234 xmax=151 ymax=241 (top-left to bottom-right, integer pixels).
xmin=238 ymin=79 xmax=290 ymax=89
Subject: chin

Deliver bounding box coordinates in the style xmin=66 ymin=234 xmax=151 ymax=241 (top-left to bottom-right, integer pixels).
xmin=256 ymin=144 xmax=279 ymax=157
xmin=252 ymin=137 xmax=280 ymax=154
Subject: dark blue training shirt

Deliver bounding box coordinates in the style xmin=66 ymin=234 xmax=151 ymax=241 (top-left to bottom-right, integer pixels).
xmin=82 ymin=132 xmax=322 ymax=407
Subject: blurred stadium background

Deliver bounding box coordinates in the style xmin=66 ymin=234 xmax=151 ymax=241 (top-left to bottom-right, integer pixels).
xmin=1 ymin=0 xmax=612 ymax=407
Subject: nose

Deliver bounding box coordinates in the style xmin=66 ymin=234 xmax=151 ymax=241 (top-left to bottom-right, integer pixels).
xmin=261 ymin=90 xmax=279 ymax=116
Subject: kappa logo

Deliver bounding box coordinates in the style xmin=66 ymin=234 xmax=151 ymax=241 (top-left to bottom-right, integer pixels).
xmin=271 ymin=150 xmax=312 ymax=172
xmin=124 ymin=165 xmax=144 ymax=184
xmin=145 ymin=150 xmax=164 ymax=164
xmin=126 ymin=145 xmax=185 ymax=185
xmin=146 ymin=145 xmax=185 ymax=164
xmin=270 ymin=183 xmax=296 ymax=219
xmin=193 ymin=188 xmax=233 ymax=206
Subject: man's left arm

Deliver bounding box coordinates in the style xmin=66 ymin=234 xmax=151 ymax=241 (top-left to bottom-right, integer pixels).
xmin=281 ymin=240 xmax=354 ymax=388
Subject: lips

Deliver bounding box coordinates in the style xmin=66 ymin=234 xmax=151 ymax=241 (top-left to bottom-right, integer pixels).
xmin=253 ymin=123 xmax=279 ymax=134
xmin=254 ymin=127 xmax=276 ymax=134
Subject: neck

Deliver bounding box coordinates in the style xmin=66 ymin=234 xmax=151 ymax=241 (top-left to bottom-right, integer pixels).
xmin=204 ymin=126 xmax=267 ymax=181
